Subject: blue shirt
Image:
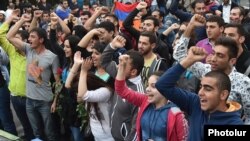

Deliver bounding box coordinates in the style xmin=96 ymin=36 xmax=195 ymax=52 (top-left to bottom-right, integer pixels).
xmin=141 ymin=104 xmax=171 ymax=141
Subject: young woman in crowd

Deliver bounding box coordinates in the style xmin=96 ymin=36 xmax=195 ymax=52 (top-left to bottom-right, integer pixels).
xmin=114 ymin=54 xmax=188 ymax=141
xmin=67 ymin=50 xmax=114 ymax=141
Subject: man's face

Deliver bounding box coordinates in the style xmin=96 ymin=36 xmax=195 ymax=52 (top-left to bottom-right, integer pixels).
xmin=198 ymin=76 xmax=222 ymax=113
xmin=142 ymin=19 xmax=156 ymax=32
xmin=230 ymin=8 xmax=243 ymax=24
xmin=62 ymin=1 xmax=68 ymax=9
xmin=28 ymin=32 xmax=42 ymax=49
xmin=138 ymin=36 xmax=153 ymax=56
xmin=98 ymin=28 xmax=113 ymax=43
xmin=151 ymin=11 xmax=161 ymax=22
xmin=42 ymin=13 xmax=50 ymax=22
xmin=23 ymin=22 xmax=31 ymax=31
xmin=82 ymin=5 xmax=90 ymax=11
xmin=206 ymin=22 xmax=223 ymax=40
xmin=80 ymin=15 xmax=89 ymax=25
xmin=210 ymin=45 xmax=234 ymax=72
xmin=194 ymin=2 xmax=206 ymax=15
xmin=223 ymin=27 xmax=244 ymax=45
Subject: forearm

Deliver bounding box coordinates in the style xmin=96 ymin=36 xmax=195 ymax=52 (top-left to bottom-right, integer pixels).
xmin=162 ymin=27 xmax=175 ymax=37
xmin=183 ymin=23 xmax=195 ymax=38
xmin=100 ymin=45 xmax=118 ymax=78
xmin=65 ymin=63 xmax=81 ymax=88
xmin=29 ymin=17 xmax=39 ymax=32
xmin=84 ymin=11 xmax=100 ymax=31
xmin=7 ymin=19 xmax=25 ymax=39
xmin=180 ymin=57 xmax=196 ymax=69
xmin=78 ymin=32 xmax=94 ymax=48
xmin=58 ymin=17 xmax=71 ymax=35
xmin=78 ymin=70 xmax=87 ymax=98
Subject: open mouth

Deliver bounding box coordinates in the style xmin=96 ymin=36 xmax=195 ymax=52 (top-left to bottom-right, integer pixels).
xmin=200 ymin=99 xmax=207 ymax=104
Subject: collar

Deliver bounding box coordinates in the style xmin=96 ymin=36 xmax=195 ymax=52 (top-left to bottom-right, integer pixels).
xmin=128 ymin=75 xmax=142 ymax=85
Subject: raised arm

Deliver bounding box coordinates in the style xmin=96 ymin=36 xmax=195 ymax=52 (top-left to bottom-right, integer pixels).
xmin=29 ymin=10 xmax=43 ymax=32
xmin=115 ymin=54 xmax=146 ymax=107
xmin=65 ymin=51 xmax=83 ymax=89
xmin=7 ymin=13 xmax=31 ymax=50
xmin=77 ymin=28 xmax=101 ymax=48
xmin=84 ymin=6 xmax=109 ymax=31
xmin=169 ymin=0 xmax=193 ymax=22
xmin=0 ymin=13 xmax=17 ymax=54
xmin=55 ymin=12 xmax=71 ymax=35
xmin=122 ymin=2 xmax=146 ymax=40
xmin=173 ymin=14 xmax=206 ymax=62
xmin=156 ymin=46 xmax=207 ymax=113
xmin=77 ymin=57 xmax=93 ymax=102
xmin=100 ymin=35 xmax=126 ymax=78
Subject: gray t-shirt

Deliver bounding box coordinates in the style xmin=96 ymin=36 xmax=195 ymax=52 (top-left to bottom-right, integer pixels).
xmin=23 ymin=43 xmax=59 ymax=101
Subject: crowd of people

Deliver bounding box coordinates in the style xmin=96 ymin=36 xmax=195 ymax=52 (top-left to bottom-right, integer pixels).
xmin=0 ymin=0 xmax=250 ymax=141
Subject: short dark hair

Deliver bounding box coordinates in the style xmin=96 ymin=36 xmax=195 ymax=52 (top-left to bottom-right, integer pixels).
xmin=232 ymin=6 xmax=245 ymax=16
xmin=105 ymin=14 xmax=119 ymax=23
xmin=16 ymin=30 xmax=29 ymax=41
xmin=126 ymin=50 xmax=144 ymax=75
xmin=30 ymin=27 xmax=52 ymax=50
xmin=92 ymin=41 xmax=107 ymax=54
xmin=143 ymin=16 xmax=159 ymax=27
xmin=152 ymin=9 xmax=165 ymax=18
xmin=206 ymin=15 xmax=225 ymax=27
xmin=204 ymin=70 xmax=231 ymax=95
xmin=214 ymin=37 xmax=238 ymax=59
xmin=81 ymin=11 xmax=91 ymax=17
xmin=30 ymin=27 xmax=48 ymax=44
xmin=140 ymin=31 xmax=157 ymax=44
xmin=224 ymin=23 xmax=245 ymax=36
xmin=191 ymin=0 xmax=205 ymax=9
xmin=97 ymin=21 xmax=115 ymax=32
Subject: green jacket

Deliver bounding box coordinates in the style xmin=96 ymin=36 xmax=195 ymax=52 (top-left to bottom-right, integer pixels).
xmin=0 ymin=23 xmax=26 ymax=96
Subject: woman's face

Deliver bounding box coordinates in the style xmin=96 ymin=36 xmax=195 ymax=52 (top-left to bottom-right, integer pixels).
xmin=145 ymin=75 xmax=166 ymax=104
xmin=63 ymin=40 xmax=72 ymax=58
xmin=91 ymin=48 xmax=101 ymax=67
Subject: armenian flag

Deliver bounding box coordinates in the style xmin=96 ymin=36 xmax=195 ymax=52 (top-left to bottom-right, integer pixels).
xmin=114 ymin=2 xmax=139 ymax=27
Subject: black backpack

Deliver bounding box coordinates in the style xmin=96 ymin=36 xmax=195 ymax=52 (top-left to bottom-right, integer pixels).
xmin=0 ymin=71 xmax=5 ymax=88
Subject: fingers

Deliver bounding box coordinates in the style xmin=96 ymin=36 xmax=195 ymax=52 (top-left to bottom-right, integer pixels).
xmin=136 ymin=1 xmax=148 ymax=10
xmin=117 ymin=35 xmax=126 ymax=44
xmin=118 ymin=54 xmax=129 ymax=65
xmin=190 ymin=46 xmax=207 ymax=56
xmin=81 ymin=57 xmax=93 ymax=70
xmin=194 ymin=14 xmax=206 ymax=24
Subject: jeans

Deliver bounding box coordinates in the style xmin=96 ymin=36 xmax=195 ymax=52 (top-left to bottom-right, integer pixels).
xmin=26 ymin=98 xmax=56 ymax=141
xmin=0 ymin=84 xmax=17 ymax=135
xmin=70 ymin=126 xmax=84 ymax=141
xmin=11 ymin=95 xmax=34 ymax=140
